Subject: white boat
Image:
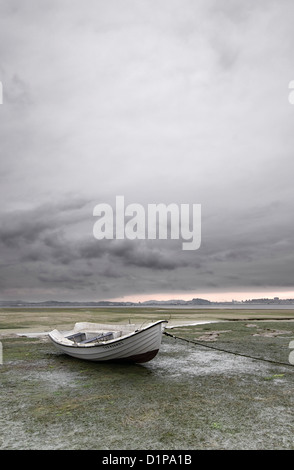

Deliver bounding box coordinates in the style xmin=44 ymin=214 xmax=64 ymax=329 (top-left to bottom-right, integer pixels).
xmin=48 ymin=320 xmax=167 ymax=363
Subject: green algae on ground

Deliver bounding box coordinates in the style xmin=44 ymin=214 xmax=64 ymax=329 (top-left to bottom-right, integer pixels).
xmin=1 ymin=319 xmax=294 ymax=450
xmin=169 ymin=321 xmax=294 ymax=365
xmin=1 ymin=308 xmax=293 ymax=450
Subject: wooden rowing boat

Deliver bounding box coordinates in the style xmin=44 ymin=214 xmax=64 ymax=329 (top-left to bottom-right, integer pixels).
xmin=48 ymin=320 xmax=167 ymax=363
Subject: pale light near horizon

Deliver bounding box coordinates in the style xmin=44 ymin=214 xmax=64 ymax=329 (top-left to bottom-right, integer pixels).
xmin=110 ymin=290 xmax=294 ymax=304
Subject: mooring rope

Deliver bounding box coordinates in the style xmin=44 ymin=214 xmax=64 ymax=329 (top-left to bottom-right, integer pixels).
xmin=163 ymin=331 xmax=294 ymax=369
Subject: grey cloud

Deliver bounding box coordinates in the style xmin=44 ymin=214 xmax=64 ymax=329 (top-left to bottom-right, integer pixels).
xmin=1 ymin=1 xmax=294 ymax=300
xmin=0 ymin=198 xmax=89 ymax=246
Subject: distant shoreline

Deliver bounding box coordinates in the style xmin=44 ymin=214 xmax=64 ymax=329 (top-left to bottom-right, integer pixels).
xmin=2 ymin=304 xmax=294 ymax=310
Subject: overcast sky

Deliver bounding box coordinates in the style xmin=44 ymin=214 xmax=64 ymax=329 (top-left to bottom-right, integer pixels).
xmin=1 ymin=0 xmax=294 ymax=302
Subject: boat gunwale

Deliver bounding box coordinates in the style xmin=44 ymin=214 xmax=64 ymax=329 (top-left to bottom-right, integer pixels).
xmin=48 ymin=320 xmax=168 ymax=349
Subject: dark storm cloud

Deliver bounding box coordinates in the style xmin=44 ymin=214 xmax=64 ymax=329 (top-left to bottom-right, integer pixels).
xmin=0 ymin=200 xmax=194 ymax=271
xmin=2 ymin=192 xmax=293 ymax=300
xmin=0 ymin=198 xmax=88 ymax=247
xmin=0 ymin=198 xmax=198 ymax=299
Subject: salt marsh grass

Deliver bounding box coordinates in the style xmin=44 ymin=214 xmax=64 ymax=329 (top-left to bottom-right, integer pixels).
xmin=0 ymin=308 xmax=293 ymax=450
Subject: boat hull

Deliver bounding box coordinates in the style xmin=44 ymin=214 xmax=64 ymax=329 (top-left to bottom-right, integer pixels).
xmin=48 ymin=320 xmax=166 ymax=363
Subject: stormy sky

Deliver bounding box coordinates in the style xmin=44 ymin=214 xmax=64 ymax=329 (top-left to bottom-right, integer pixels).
xmin=1 ymin=0 xmax=294 ymax=302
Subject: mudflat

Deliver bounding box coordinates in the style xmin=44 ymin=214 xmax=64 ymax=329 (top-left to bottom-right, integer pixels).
xmin=1 ymin=307 xmax=293 ymax=450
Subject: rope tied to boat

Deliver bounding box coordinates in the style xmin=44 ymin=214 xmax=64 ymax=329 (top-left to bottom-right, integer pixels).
xmin=163 ymin=331 xmax=294 ymax=369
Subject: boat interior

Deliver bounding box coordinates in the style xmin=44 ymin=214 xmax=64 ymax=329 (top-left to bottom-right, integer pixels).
xmin=51 ymin=322 xmax=141 ymax=346
xmin=65 ymin=331 xmax=116 ymax=344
